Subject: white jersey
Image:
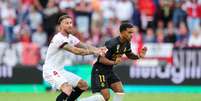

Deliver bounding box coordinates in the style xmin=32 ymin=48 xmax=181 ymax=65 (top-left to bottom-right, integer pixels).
xmin=43 ymin=33 xmax=80 ymax=70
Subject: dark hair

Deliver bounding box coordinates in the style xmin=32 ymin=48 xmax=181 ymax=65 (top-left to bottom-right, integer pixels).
xmin=119 ymin=23 xmax=134 ymax=32
xmin=58 ymin=15 xmax=72 ymax=25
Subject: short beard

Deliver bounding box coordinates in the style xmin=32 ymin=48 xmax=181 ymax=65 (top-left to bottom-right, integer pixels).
xmin=65 ymin=29 xmax=71 ymax=34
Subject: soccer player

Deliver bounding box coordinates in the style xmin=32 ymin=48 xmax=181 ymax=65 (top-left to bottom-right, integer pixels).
xmin=91 ymin=23 xmax=147 ymax=101
xmin=43 ymin=15 xmax=105 ymax=101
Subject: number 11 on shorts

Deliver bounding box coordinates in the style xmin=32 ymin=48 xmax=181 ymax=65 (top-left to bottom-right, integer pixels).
xmin=99 ymin=75 xmax=105 ymax=82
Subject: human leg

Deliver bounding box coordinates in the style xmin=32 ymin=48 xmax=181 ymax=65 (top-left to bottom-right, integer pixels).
xmin=67 ymin=80 xmax=87 ymax=101
xmin=110 ymin=81 xmax=124 ymax=101
xmin=109 ymin=71 xmax=124 ymax=101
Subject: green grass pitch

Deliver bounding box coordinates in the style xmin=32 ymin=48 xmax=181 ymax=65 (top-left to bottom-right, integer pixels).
xmin=1 ymin=92 xmax=201 ymax=101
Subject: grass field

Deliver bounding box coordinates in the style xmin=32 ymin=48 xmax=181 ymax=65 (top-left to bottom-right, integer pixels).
xmin=1 ymin=92 xmax=201 ymax=101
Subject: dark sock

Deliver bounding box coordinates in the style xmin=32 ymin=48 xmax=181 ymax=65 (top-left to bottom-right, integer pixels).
xmin=56 ymin=92 xmax=68 ymax=101
xmin=67 ymin=87 xmax=84 ymax=101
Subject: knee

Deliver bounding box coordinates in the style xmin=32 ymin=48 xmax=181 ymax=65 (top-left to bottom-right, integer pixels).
xmin=103 ymin=94 xmax=110 ymax=101
xmin=113 ymin=87 xmax=124 ymax=93
xmin=60 ymin=83 xmax=73 ymax=96
xmin=101 ymin=92 xmax=110 ymax=101
xmin=77 ymin=80 xmax=88 ymax=91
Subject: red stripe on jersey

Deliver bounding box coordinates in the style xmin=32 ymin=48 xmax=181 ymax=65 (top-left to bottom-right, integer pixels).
xmin=59 ymin=42 xmax=68 ymax=49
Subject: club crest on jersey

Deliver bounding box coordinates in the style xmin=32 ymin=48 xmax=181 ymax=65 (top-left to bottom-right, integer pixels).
xmin=101 ymin=83 xmax=105 ymax=87
xmin=53 ymin=71 xmax=59 ymax=77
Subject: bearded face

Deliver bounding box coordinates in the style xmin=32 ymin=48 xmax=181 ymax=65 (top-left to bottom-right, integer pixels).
xmin=60 ymin=18 xmax=73 ymax=34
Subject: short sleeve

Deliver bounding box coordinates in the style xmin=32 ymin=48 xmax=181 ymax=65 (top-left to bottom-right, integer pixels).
xmin=51 ymin=35 xmax=67 ymax=48
xmin=105 ymin=40 xmax=113 ymax=50
xmin=105 ymin=40 xmax=116 ymax=59
xmin=69 ymin=34 xmax=80 ymax=46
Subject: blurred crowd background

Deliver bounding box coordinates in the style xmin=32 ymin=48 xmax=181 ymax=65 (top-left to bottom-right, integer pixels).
xmin=0 ymin=0 xmax=201 ymax=66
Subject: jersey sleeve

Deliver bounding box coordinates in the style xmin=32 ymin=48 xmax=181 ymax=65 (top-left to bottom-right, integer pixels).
xmin=52 ymin=35 xmax=68 ymax=49
xmin=69 ymin=35 xmax=80 ymax=46
xmin=105 ymin=40 xmax=116 ymax=59
xmin=105 ymin=40 xmax=113 ymax=50
xmin=125 ymin=43 xmax=132 ymax=53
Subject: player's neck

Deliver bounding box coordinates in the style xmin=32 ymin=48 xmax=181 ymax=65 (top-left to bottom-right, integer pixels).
xmin=119 ymin=35 xmax=127 ymax=44
xmin=60 ymin=30 xmax=69 ymax=37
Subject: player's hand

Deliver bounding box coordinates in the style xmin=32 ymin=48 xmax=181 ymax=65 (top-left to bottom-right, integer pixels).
xmin=92 ymin=48 xmax=105 ymax=56
xmin=114 ymin=57 xmax=122 ymax=65
xmin=93 ymin=47 xmax=108 ymax=56
xmin=99 ymin=47 xmax=108 ymax=55
xmin=138 ymin=47 xmax=147 ymax=58
xmin=92 ymin=49 xmax=102 ymax=56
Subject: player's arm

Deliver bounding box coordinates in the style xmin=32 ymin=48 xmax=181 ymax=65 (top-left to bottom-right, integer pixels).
xmin=125 ymin=47 xmax=147 ymax=60
xmin=76 ymin=42 xmax=98 ymax=52
xmin=62 ymin=43 xmax=95 ymax=56
xmin=98 ymin=40 xmax=121 ymax=65
xmin=125 ymin=52 xmax=140 ymax=60
xmin=98 ymin=49 xmax=121 ymax=65
xmin=98 ymin=55 xmax=120 ymax=65
xmin=76 ymin=42 xmax=107 ymax=56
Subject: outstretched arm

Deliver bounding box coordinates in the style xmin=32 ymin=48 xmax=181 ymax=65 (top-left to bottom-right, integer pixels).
xmin=125 ymin=47 xmax=147 ymax=60
xmin=125 ymin=52 xmax=140 ymax=60
xmin=98 ymin=55 xmax=121 ymax=65
xmin=76 ymin=42 xmax=107 ymax=56
xmin=76 ymin=42 xmax=98 ymax=51
xmin=62 ymin=43 xmax=95 ymax=56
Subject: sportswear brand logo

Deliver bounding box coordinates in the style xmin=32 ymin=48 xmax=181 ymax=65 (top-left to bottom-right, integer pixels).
xmin=101 ymin=83 xmax=105 ymax=87
xmin=53 ymin=71 xmax=58 ymax=76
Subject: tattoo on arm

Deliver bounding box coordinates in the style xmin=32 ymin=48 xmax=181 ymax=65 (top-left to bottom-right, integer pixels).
xmin=76 ymin=42 xmax=97 ymax=51
xmin=63 ymin=44 xmax=93 ymax=55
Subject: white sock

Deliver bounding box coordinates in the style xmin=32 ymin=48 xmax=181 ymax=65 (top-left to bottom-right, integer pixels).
xmin=79 ymin=93 xmax=105 ymax=101
xmin=112 ymin=92 xmax=124 ymax=101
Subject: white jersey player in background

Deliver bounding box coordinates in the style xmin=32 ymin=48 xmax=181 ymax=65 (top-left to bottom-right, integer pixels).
xmin=43 ymin=15 xmax=105 ymax=101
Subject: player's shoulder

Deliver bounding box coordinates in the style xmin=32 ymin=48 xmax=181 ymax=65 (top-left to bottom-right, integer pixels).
xmin=69 ymin=34 xmax=78 ymax=40
xmin=52 ymin=33 xmax=64 ymax=41
xmin=105 ymin=37 xmax=120 ymax=47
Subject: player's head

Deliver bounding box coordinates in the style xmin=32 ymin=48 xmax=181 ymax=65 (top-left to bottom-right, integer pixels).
xmin=58 ymin=15 xmax=73 ymax=34
xmin=119 ymin=23 xmax=134 ymax=42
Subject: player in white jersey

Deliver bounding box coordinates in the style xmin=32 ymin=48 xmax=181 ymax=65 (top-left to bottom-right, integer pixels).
xmin=43 ymin=15 xmax=105 ymax=101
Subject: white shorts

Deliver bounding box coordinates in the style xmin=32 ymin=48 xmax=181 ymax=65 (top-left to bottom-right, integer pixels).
xmin=43 ymin=69 xmax=81 ymax=90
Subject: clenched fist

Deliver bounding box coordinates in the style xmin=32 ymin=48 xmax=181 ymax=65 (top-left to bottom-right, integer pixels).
xmin=138 ymin=47 xmax=147 ymax=58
